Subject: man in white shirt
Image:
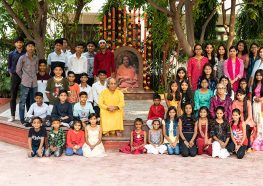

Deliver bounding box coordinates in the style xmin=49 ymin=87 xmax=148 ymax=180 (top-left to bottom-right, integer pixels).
xmin=92 ymin=70 xmax=107 ymax=117
xmin=47 ymin=38 xmax=68 ymax=77
xmin=68 ymin=42 xmax=88 ymax=84
xmin=61 ymin=37 xmax=72 ymax=59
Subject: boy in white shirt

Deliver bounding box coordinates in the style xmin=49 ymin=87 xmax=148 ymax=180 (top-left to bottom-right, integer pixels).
xmin=25 ymin=92 xmax=51 ymax=127
xmin=79 ymin=73 xmax=93 ymax=103
xmin=67 ymin=42 xmax=87 ymax=84
xmin=91 ymin=70 xmax=107 ymax=117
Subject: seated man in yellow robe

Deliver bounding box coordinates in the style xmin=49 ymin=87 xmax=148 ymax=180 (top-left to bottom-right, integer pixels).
xmin=99 ymin=78 xmax=125 ymax=136
xmin=116 ymin=56 xmax=139 ymax=88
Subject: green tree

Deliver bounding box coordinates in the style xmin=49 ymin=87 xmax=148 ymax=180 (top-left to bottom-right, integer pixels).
xmin=235 ymin=0 xmax=263 ymax=39
xmin=193 ymin=0 xmax=218 ymax=42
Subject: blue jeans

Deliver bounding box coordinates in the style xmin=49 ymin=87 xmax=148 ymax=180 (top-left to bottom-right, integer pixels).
xmin=65 ymin=147 xmax=83 ymax=156
xmin=31 ymin=146 xmax=44 ymax=157
xmin=19 ymin=85 xmax=37 ymax=123
xmin=166 ymin=144 xmax=180 ymax=155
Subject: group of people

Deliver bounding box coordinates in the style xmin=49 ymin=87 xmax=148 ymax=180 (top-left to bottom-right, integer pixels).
xmin=7 ymin=36 xmax=263 ymax=159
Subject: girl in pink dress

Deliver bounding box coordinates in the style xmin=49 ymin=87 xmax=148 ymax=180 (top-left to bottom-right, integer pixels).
xmin=120 ymin=118 xmax=146 ymax=154
xmin=251 ymin=69 xmax=263 ymax=151
xmin=224 ymin=46 xmax=244 ymax=92
xmin=187 ymin=44 xmax=208 ymax=91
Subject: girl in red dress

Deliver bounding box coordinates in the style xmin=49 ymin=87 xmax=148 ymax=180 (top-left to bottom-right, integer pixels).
xmin=196 ymin=106 xmax=212 ymax=156
xmin=120 ymin=118 xmax=146 ymax=154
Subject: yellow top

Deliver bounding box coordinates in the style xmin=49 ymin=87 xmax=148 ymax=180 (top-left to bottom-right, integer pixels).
xmin=99 ymin=89 xmax=125 ymax=132
xmin=162 ymin=120 xmax=178 ymax=144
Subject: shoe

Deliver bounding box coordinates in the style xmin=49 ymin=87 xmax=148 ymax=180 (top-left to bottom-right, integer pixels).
xmin=8 ymin=117 xmax=15 ymax=122
xmin=61 ymin=122 xmax=70 ymax=128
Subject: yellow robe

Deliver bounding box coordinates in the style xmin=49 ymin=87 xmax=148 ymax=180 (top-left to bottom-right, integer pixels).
xmin=99 ymin=89 xmax=125 ymax=132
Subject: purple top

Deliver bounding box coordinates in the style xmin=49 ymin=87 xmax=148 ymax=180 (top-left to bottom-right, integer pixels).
xmin=209 ymin=95 xmax=232 ymax=122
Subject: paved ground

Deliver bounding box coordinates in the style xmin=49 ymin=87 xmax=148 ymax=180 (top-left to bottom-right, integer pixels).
xmin=0 ymin=100 xmax=167 ymax=121
xmin=0 ymin=141 xmax=262 ymax=186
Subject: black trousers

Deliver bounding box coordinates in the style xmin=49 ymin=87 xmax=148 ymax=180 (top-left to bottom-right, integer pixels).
xmin=10 ymin=73 xmax=30 ymax=116
xmin=87 ymin=77 xmax=94 ymax=87
xmin=180 ymin=141 xmax=197 ymax=157
xmin=93 ymin=106 xmax=100 ymax=118
xmin=226 ymin=141 xmax=247 ymax=159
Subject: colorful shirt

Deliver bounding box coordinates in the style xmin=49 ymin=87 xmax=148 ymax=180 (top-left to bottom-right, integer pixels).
xmin=68 ymin=83 xmax=80 ymax=104
xmin=47 ymin=128 xmax=65 ymax=148
xmin=46 ymin=77 xmax=69 ymax=104
xmin=94 ymin=50 xmax=115 ymax=77
xmin=231 ymin=122 xmax=248 ymax=146
xmin=232 ymin=100 xmax=255 ymax=127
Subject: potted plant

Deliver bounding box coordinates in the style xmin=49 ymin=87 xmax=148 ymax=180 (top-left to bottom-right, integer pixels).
xmin=0 ymin=61 xmax=11 ymax=105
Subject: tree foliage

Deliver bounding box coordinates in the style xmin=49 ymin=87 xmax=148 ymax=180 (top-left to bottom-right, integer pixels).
xmin=235 ymin=0 xmax=263 ymax=39
xmin=193 ymin=0 xmax=218 ymax=41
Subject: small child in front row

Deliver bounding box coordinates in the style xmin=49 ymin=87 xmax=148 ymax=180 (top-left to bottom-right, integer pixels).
xmin=162 ymin=106 xmax=180 ymax=155
xmin=210 ymin=106 xmax=230 ymax=159
xmin=146 ymin=93 xmax=165 ymax=129
xmin=145 ymin=119 xmax=167 ymax=154
xmin=178 ymin=103 xmax=198 ymax=157
xmin=51 ymin=90 xmax=73 ymax=128
xmin=226 ymin=109 xmax=247 ymax=159
xmin=45 ymin=119 xmax=65 ymax=157
xmin=66 ymin=120 xmax=85 ymax=156
xmin=120 ymin=118 xmax=146 ymax=154
xmin=28 ymin=117 xmax=47 ymax=157
xmin=82 ymin=113 xmax=106 ymax=157
xmin=196 ymin=106 xmax=212 ymax=156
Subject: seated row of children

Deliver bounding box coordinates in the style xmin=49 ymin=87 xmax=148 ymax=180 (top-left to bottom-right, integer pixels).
xmin=29 ymin=103 xmax=247 ymax=159
xmin=121 ymin=104 xmax=248 ymax=159
xmin=25 ymin=90 xmax=94 ymax=128
xmin=28 ymin=114 xmax=106 ymax=158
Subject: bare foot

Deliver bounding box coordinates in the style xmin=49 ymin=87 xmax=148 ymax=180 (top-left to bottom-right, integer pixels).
xmin=104 ymin=132 xmax=110 ymax=137
xmin=116 ymin=132 xmax=122 ymax=137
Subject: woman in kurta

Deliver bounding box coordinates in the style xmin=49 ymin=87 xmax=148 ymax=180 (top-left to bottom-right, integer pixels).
xmin=209 ymin=83 xmax=232 ymax=122
xmin=224 ymin=46 xmax=244 ymax=92
xmin=99 ymin=78 xmax=125 ymax=137
xmin=194 ymin=77 xmax=213 ymax=113
xmin=247 ymin=43 xmax=259 ymax=80
xmin=187 ymin=44 xmax=208 ymax=91
xmin=116 ymin=55 xmax=138 ymax=88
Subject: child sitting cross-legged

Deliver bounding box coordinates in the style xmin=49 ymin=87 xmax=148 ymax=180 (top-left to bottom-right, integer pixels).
xmin=145 ymin=119 xmax=167 ymax=154
xmin=27 ymin=117 xmax=47 ymax=157
xmin=51 ymin=90 xmax=73 ymax=128
xmin=25 ymin=92 xmax=51 ymax=127
xmin=82 ymin=113 xmax=106 ymax=157
xmin=45 ymin=118 xmax=65 ymax=157
xmin=73 ymin=91 xmax=95 ymax=128
xmin=66 ymin=120 xmax=85 ymax=156
xmin=120 ymin=118 xmax=147 ymax=154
